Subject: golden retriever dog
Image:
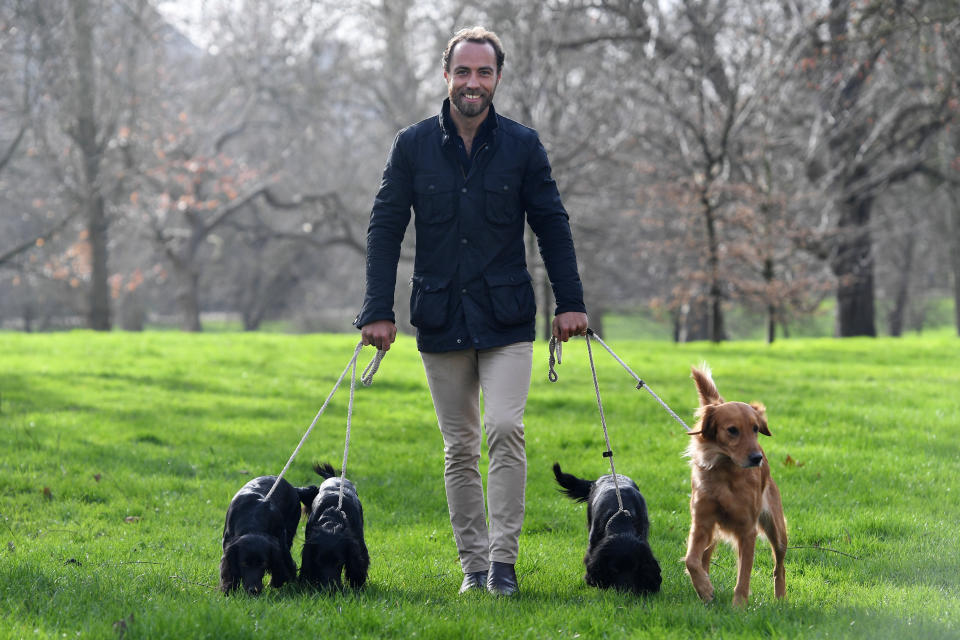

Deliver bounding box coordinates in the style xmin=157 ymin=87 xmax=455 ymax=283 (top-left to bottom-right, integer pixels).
xmin=684 ymin=365 xmax=787 ymax=606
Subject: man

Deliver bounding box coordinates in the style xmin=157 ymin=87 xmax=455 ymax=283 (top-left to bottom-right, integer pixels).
xmin=355 ymin=27 xmax=588 ymax=596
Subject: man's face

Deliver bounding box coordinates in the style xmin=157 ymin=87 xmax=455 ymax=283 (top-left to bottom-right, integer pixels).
xmin=444 ymin=40 xmax=500 ymax=119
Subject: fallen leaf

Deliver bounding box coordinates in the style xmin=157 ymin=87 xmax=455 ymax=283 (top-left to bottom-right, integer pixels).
xmin=783 ymin=455 xmax=805 ymax=468
xmin=42 ymin=487 xmax=52 ymax=500
xmin=93 ymin=473 xmax=102 ymax=483
xmin=124 ymin=516 xmax=141 ymax=523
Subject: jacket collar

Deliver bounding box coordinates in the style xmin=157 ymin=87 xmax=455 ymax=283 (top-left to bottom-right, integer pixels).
xmin=439 ymin=98 xmax=498 ymax=147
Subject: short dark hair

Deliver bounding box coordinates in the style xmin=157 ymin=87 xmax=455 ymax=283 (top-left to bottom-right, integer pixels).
xmin=442 ymin=27 xmax=505 ymax=74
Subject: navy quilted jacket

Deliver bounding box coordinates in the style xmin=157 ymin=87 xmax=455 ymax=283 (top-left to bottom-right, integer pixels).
xmin=355 ymin=99 xmax=586 ymax=353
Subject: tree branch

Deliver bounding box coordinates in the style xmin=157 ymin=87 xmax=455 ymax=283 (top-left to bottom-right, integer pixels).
xmin=0 ymin=125 xmax=27 ymax=174
xmin=0 ymin=210 xmax=81 ymax=268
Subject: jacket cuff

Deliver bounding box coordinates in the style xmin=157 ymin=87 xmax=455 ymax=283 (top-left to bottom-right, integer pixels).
xmin=353 ymin=309 xmax=396 ymax=330
xmin=554 ymin=302 xmax=587 ymax=316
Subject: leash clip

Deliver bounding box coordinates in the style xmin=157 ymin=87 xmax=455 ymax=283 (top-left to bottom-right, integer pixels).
xmin=547 ymin=337 xmax=562 ymax=383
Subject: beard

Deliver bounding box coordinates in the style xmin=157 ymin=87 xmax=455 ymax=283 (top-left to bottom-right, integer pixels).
xmin=450 ymin=86 xmax=496 ymax=118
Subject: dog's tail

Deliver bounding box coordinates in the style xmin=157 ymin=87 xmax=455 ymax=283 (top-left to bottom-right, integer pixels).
xmin=312 ymin=461 xmax=337 ymax=479
xmin=691 ymin=364 xmax=724 ymax=406
xmin=552 ymin=463 xmax=592 ymax=503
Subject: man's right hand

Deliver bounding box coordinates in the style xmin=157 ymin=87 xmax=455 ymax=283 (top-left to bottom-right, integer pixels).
xmin=360 ymin=319 xmax=398 ymax=351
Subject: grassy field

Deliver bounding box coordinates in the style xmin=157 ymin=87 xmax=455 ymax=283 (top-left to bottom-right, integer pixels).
xmin=1 ymin=330 xmax=958 ymax=639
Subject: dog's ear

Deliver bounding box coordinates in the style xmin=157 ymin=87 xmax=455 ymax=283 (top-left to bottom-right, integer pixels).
xmin=266 ymin=538 xmax=293 ymax=588
xmin=689 ymin=405 xmax=718 ymax=440
xmin=751 ymin=402 xmax=772 ymax=436
xmin=219 ymin=544 xmax=237 ymax=593
xmin=344 ymin=537 xmax=370 ymax=589
xmin=299 ymin=543 xmax=317 ymax=582
xmin=691 ymin=365 xmax=724 ymax=406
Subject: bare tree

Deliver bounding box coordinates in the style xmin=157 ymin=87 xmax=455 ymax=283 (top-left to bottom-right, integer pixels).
xmin=797 ymin=0 xmax=957 ymax=336
xmin=562 ymin=0 xmax=817 ymax=341
xmin=2 ymin=0 xmax=956 ymax=338
xmin=1 ymin=1 xmax=167 ymax=329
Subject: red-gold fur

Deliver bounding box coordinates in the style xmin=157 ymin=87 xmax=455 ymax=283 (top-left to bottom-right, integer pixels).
xmin=684 ymin=365 xmax=787 ymax=606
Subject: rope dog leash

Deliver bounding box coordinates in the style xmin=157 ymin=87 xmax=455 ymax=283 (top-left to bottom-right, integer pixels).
xmin=264 ymin=343 xmax=385 ymax=502
xmin=337 ymin=346 xmax=359 ymax=510
xmin=548 ymin=329 xmax=692 ymax=433
xmin=584 ymin=331 xmax=626 ymax=513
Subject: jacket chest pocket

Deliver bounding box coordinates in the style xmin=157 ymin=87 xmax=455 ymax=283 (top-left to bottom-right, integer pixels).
xmin=413 ymin=174 xmax=456 ymax=224
xmin=483 ymin=174 xmax=522 ymax=225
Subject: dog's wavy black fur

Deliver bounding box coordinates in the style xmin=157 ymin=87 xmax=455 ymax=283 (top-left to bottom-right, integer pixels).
xmin=219 ymin=475 xmax=315 ymax=595
xmin=553 ymin=463 xmax=662 ymax=595
xmin=300 ymin=462 xmax=370 ymax=590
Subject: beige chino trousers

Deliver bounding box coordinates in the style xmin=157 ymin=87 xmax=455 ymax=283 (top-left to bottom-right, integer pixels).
xmin=420 ymin=341 xmax=533 ymax=574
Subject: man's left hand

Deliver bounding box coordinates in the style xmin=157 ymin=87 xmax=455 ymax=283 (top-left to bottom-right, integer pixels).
xmin=552 ymin=311 xmax=589 ymax=342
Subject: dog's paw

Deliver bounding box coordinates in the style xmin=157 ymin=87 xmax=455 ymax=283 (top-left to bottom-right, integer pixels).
xmin=696 ymin=584 xmax=715 ymax=604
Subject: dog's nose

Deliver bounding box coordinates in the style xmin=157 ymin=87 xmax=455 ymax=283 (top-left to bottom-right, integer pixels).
xmin=747 ymin=452 xmax=764 ymax=467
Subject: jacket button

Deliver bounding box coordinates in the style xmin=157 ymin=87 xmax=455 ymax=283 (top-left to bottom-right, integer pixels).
xmin=428 ymin=184 xmax=435 ymax=190
xmin=461 ymin=238 xmax=468 ymax=244
xmin=456 ymin=338 xmax=462 ymax=344
xmin=461 ymin=288 xmax=467 ymax=294
xmin=461 ymin=187 xmax=467 ymax=193
xmin=502 ymin=185 xmax=509 ymax=191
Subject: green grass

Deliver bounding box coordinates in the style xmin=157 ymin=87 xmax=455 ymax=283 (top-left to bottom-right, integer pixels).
xmin=602 ymin=297 xmax=958 ymax=341
xmin=1 ymin=331 xmax=958 ymax=639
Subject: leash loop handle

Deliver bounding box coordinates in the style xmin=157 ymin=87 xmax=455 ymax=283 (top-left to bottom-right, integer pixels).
xmin=361 ymin=348 xmax=386 ymax=386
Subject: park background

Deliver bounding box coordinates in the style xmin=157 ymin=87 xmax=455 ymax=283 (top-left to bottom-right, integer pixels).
xmin=1 ymin=0 xmax=959 ymax=341
xmin=2 ymin=1 xmax=960 ymax=638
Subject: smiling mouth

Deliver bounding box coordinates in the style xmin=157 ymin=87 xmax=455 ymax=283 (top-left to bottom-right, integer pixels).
xmin=461 ymin=92 xmax=483 ymax=101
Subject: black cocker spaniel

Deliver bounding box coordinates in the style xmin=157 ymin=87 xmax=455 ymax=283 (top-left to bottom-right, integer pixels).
xmin=553 ymin=462 xmax=662 ymax=595
xmin=300 ymin=462 xmax=370 ymax=590
xmin=219 ymin=475 xmax=315 ymax=595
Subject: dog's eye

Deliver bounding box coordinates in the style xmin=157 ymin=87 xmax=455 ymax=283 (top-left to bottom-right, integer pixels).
xmin=726 ymin=427 xmax=739 ymax=437
xmin=753 ymin=424 xmax=760 ymax=433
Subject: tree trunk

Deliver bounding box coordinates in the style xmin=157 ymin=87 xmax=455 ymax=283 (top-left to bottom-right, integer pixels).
xmin=86 ymin=194 xmax=111 ymax=330
xmin=701 ymin=189 xmax=726 ymax=342
xmin=20 ymin=266 xmax=34 ymax=333
xmin=830 ymin=192 xmax=877 ymax=337
xmin=71 ymin=0 xmax=111 ymax=331
xmin=948 ymin=189 xmax=960 ymax=338
xmin=172 ymin=262 xmax=202 ymax=332
xmin=764 ymin=257 xmax=776 ymax=344
xmin=678 ymin=300 xmax=711 ymax=342
xmin=887 ymin=226 xmax=916 ymax=337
